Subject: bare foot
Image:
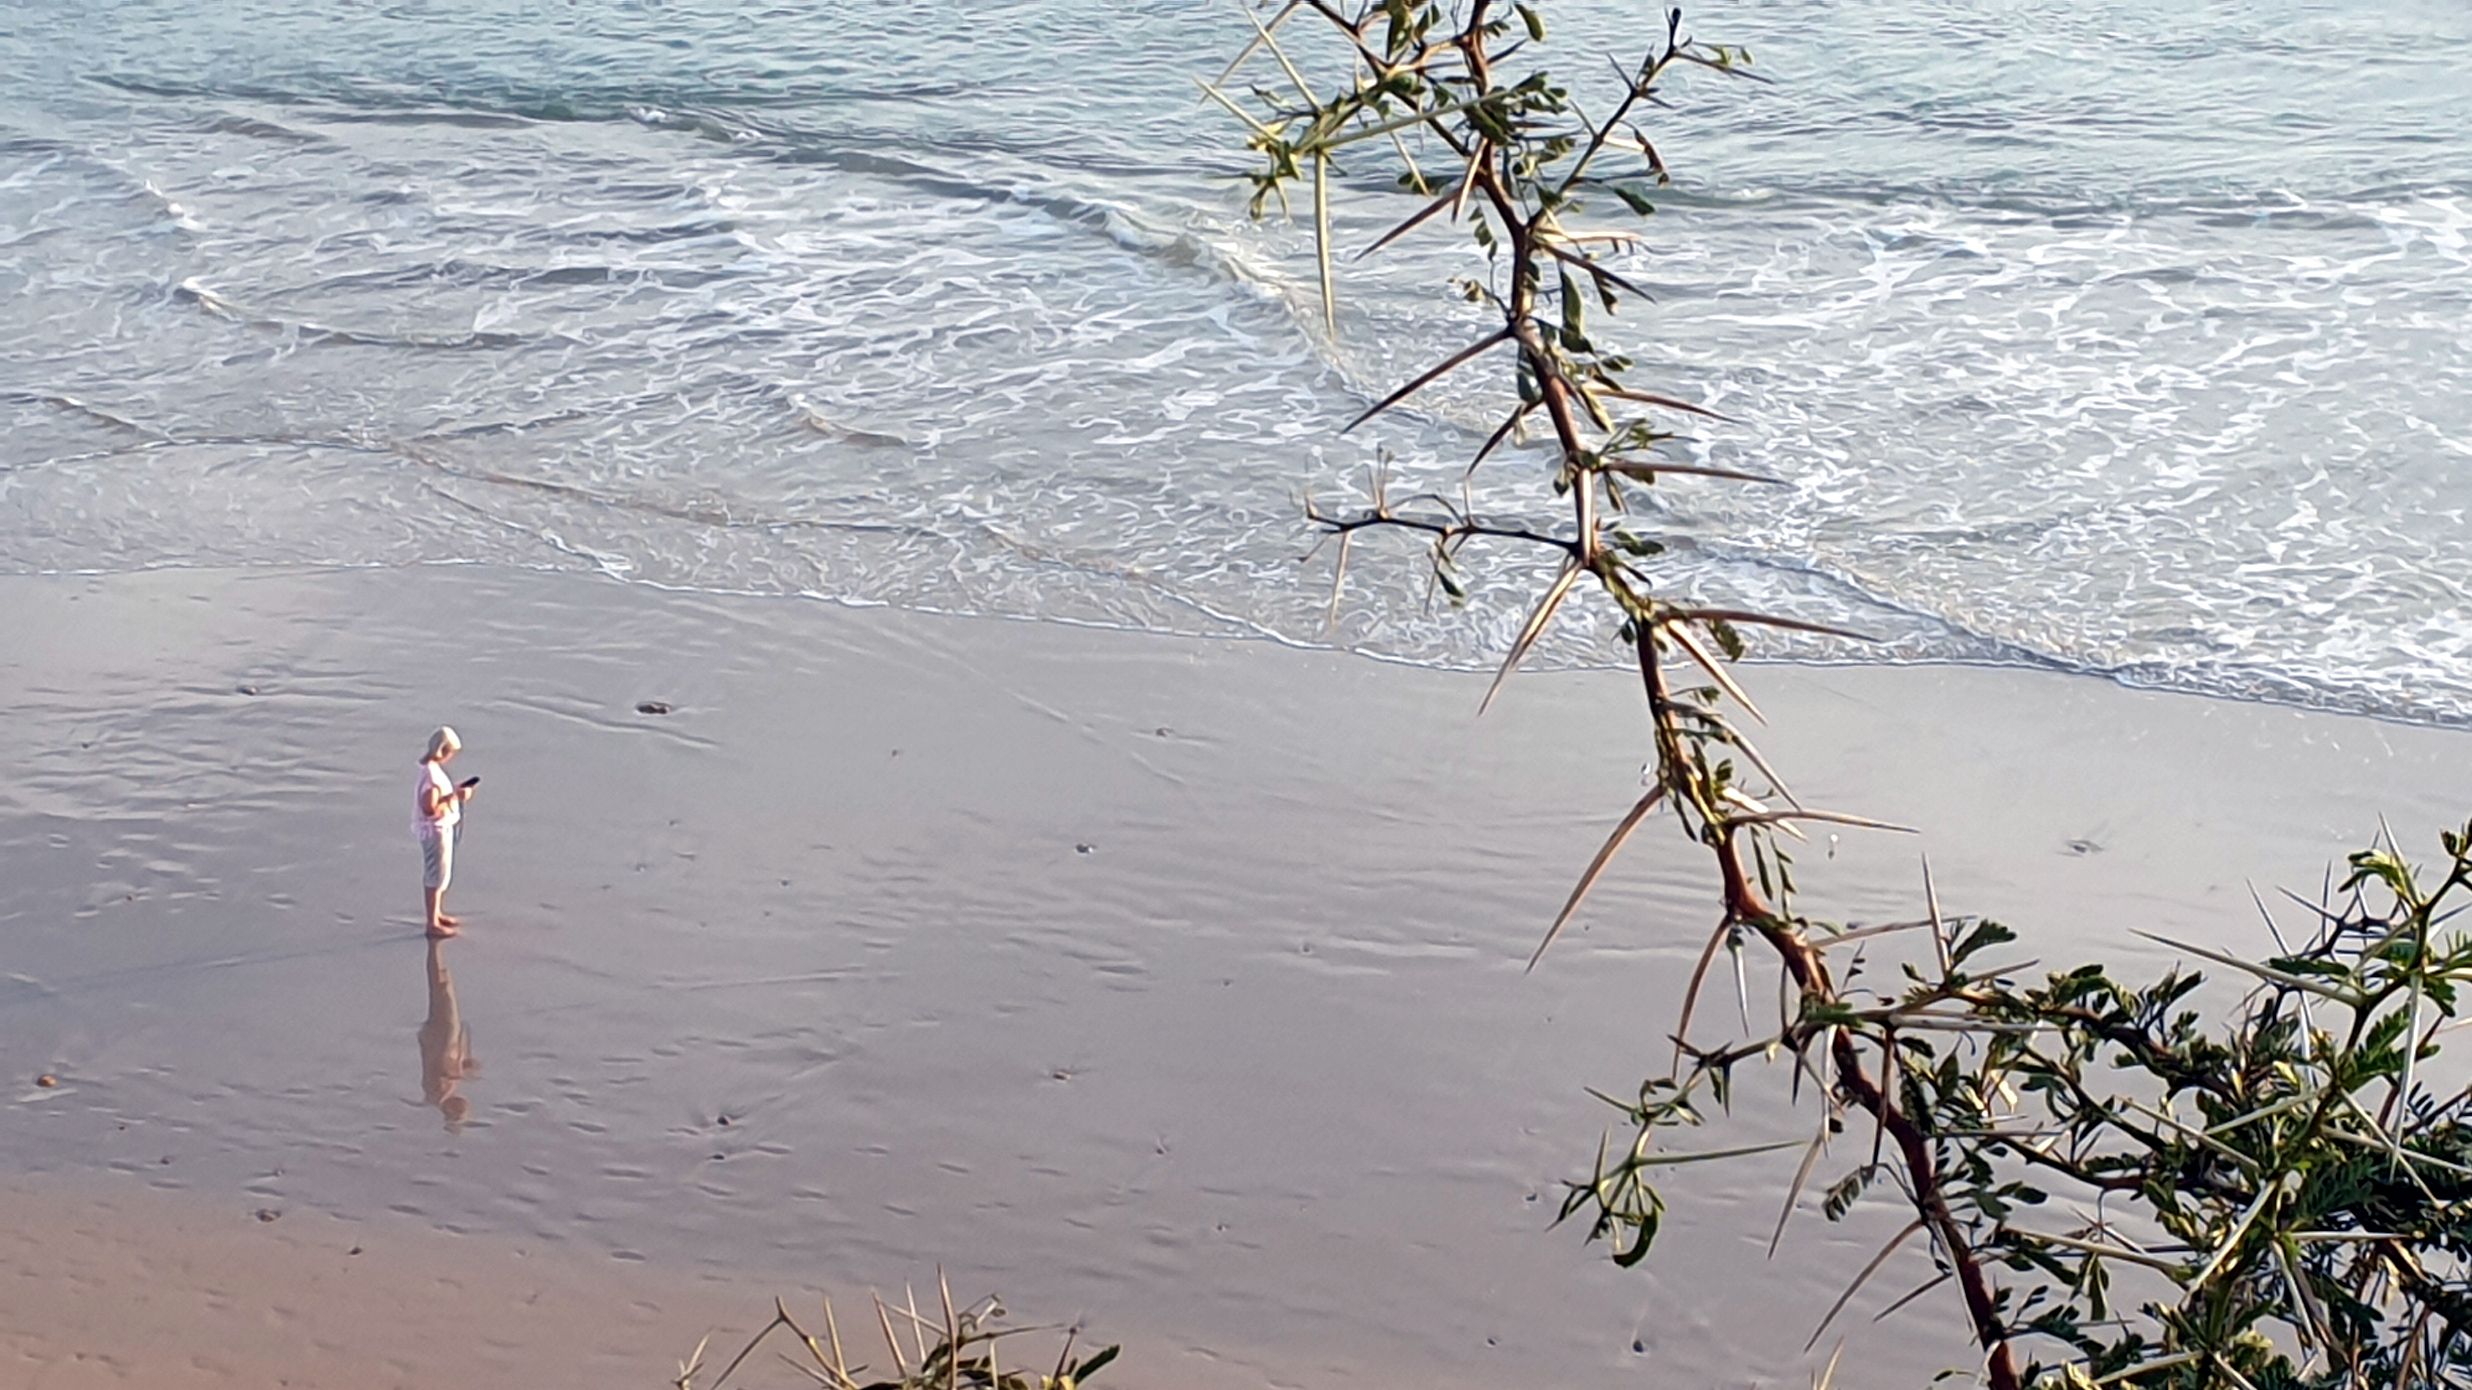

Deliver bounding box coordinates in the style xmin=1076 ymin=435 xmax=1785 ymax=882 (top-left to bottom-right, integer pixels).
xmin=437 ymin=913 xmax=462 ymax=927
xmin=426 ymin=922 xmax=460 ymax=939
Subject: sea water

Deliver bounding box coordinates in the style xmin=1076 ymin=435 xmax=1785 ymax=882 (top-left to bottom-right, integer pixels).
xmin=4 ymin=0 xmax=2468 ymax=720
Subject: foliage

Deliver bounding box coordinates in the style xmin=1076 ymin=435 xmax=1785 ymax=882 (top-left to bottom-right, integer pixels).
xmin=1214 ymin=3 xmax=2472 ymax=1386
xmin=1581 ymin=828 xmax=2472 ymax=1389
xmin=680 ymin=1283 xmax=1116 ymax=1390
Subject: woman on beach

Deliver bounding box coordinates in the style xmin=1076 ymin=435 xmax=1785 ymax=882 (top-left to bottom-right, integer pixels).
xmin=414 ymin=726 xmax=476 ymax=937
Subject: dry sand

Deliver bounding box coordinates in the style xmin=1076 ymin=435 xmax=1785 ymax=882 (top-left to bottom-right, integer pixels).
xmin=3 ymin=564 xmax=2466 ymax=1387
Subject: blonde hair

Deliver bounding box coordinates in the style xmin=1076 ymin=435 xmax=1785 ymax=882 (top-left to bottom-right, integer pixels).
xmin=424 ymin=726 xmax=462 ymax=762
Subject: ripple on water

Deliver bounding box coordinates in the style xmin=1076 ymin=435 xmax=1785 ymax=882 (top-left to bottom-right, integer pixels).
xmin=1 ymin=0 xmax=2469 ymax=729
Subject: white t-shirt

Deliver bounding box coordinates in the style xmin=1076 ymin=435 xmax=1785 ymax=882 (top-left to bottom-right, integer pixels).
xmin=413 ymin=761 xmax=460 ymax=837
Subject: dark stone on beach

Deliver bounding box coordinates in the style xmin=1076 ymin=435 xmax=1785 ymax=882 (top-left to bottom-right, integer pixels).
xmin=1075 ymin=843 xmax=1094 ymax=855
xmin=35 ymin=1073 xmax=57 ymax=1088
xmin=236 ymin=684 xmax=263 ymax=696
xmin=348 ymin=1246 xmax=363 ymax=1256
xmin=254 ymin=1208 xmax=281 ymax=1222
xmin=635 ymin=700 xmax=675 ymax=715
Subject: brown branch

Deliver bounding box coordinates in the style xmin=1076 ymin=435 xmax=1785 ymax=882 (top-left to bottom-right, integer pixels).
xmin=1342 ymin=329 xmax=1514 ymax=433
xmin=1636 ymin=626 xmax=2024 ymax=1390
xmin=1554 ymin=17 xmax=1684 ymax=198
xmin=1448 ymin=23 xmax=2010 ymax=1367
xmin=1541 ymin=237 xmax=1656 ymax=303
xmin=1446 ymin=0 xmax=1605 ymax=572
xmin=1237 ymin=15 xmax=2048 ymax=1382
xmin=1307 ymin=506 xmax=1575 ymax=554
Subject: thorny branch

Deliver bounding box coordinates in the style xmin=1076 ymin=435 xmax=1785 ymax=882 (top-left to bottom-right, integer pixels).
xmin=677 ymin=1279 xmax=1118 ymax=1390
xmin=1222 ymin=4 xmax=2472 ymax=1388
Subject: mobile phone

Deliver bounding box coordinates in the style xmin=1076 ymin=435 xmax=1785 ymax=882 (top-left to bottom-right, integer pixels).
xmin=458 ymin=776 xmax=480 ymax=789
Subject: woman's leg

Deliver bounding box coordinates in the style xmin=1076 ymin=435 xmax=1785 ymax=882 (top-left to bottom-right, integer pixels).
xmin=438 ymin=822 xmax=462 ymax=926
xmin=422 ymin=835 xmax=458 ymax=937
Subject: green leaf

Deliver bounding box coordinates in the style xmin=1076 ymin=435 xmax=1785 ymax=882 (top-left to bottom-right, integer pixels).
xmin=1951 ymin=919 xmax=2018 ymax=969
xmin=1822 ymin=1166 xmax=1874 ymax=1222
xmin=1611 ymin=1198 xmax=1662 ymax=1266
xmin=1515 ymin=3 xmax=1545 ymax=41
xmin=1613 ymin=184 xmax=1658 ymax=217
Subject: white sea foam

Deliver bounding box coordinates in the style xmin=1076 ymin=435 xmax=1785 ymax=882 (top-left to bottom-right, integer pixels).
xmin=2 ymin=0 xmax=2468 ymax=722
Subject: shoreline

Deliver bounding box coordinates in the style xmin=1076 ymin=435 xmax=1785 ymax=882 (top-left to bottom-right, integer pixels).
xmin=31 ymin=557 xmax=2471 ymax=738
xmin=4 ymin=561 xmax=2466 ymax=1388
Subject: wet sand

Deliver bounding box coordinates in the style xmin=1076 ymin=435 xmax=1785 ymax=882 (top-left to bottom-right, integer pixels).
xmin=3 ymin=564 xmax=2466 ymax=1387
xmin=0 ymin=1172 xmax=770 ymax=1390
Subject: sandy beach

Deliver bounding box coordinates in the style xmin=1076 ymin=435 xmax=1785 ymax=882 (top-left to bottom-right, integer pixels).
xmin=3 ymin=562 xmax=2465 ymax=1387
xmin=7 ymin=0 xmax=2468 ymax=1378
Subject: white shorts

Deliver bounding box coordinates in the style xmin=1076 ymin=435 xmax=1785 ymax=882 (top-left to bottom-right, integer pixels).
xmin=419 ymin=830 xmax=454 ymax=891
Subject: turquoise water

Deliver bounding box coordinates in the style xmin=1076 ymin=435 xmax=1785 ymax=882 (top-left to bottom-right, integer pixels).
xmin=5 ymin=0 xmax=2470 ymax=720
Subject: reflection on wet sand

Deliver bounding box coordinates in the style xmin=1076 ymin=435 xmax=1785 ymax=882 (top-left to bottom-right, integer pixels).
xmin=418 ymin=938 xmax=477 ymax=1132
